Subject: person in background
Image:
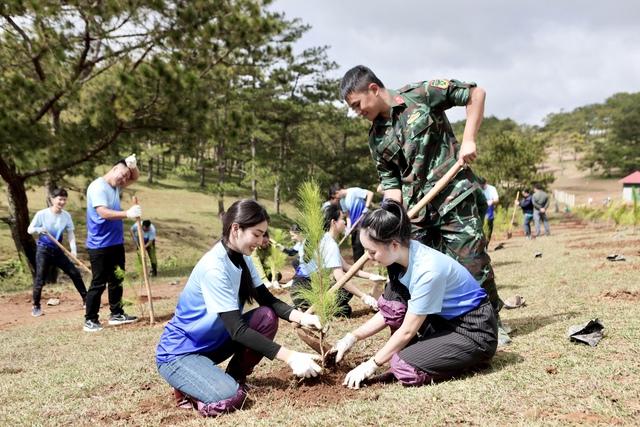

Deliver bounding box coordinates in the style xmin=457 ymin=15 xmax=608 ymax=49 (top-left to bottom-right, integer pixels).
xmin=250 ymin=230 xmax=282 ymax=289
xmin=532 ymin=185 xmax=551 ymax=236
xmin=83 ymin=154 xmax=140 ymax=332
xmin=156 ymin=199 xmax=323 ymax=418
xmin=331 ymin=200 xmax=497 ymax=389
xmin=329 ymin=185 xmax=374 ymax=262
xmin=290 ymin=204 xmax=385 ymax=317
xmin=516 ymin=188 xmax=534 ymax=239
xmin=131 ymin=219 xmax=158 ymax=277
xmin=479 ymin=178 xmax=499 ymax=248
xmin=27 ymin=188 xmax=87 ymax=316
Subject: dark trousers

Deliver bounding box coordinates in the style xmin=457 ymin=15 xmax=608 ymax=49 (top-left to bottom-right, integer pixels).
xmin=382 ymin=281 xmax=497 ymax=378
xmin=85 ymin=244 xmax=126 ymax=321
xmin=351 ymin=226 xmax=365 ymax=264
xmin=33 ymin=246 xmax=87 ymax=308
xmin=485 ymin=217 xmax=494 ymax=247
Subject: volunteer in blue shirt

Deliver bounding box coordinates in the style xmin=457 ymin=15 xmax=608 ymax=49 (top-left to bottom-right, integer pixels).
xmin=290 ymin=204 xmax=385 ymax=318
xmin=331 ymin=200 xmax=498 ymax=389
xmin=130 ymin=219 xmax=158 ymax=277
xmin=329 ymin=185 xmax=374 ymax=261
xmin=83 ymin=154 xmax=141 ymax=332
xmin=156 ymin=199 xmax=323 ymax=418
xmin=27 ymin=188 xmax=87 ymax=317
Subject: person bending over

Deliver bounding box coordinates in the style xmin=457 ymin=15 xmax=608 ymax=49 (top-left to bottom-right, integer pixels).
xmin=289 ymin=204 xmax=385 ymax=318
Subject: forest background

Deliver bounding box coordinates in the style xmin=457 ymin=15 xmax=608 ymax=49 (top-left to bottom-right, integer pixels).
xmin=1 ymin=0 xmax=639 ymax=277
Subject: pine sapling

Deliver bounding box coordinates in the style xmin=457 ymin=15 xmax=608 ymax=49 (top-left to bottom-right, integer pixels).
xmin=292 ymin=180 xmax=340 ymax=365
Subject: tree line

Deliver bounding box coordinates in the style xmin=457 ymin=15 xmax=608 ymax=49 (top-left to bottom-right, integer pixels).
xmin=1 ymin=1 xmax=638 ymax=275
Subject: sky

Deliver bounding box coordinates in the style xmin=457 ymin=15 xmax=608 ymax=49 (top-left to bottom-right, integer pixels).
xmin=270 ymin=0 xmax=640 ymax=126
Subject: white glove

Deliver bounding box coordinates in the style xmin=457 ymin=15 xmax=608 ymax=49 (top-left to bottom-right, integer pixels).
xmin=276 ymin=243 xmax=285 ymax=250
xmin=285 ymin=351 xmax=322 ymax=378
xmin=361 ymin=294 xmax=378 ymax=310
xmin=37 ymin=227 xmax=47 ymax=235
xmin=330 ymin=332 xmax=358 ymax=363
xmin=300 ymin=312 xmax=322 ymax=330
xmin=125 ymin=154 xmax=137 ymax=169
xmin=126 ymin=205 xmax=142 ymax=219
xmin=343 ymin=357 xmax=379 ymax=389
xmin=370 ymin=274 xmax=387 ymax=282
xmin=271 ymin=280 xmax=281 ymax=289
xmin=71 ymin=248 xmax=77 ymax=258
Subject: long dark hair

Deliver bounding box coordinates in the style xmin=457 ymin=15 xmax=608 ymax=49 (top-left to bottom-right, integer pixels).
xmin=361 ymin=199 xmax=411 ymax=281
xmin=323 ymin=203 xmax=342 ymax=231
xmin=361 ymin=199 xmax=411 ymax=247
xmin=220 ymin=199 xmax=270 ymax=306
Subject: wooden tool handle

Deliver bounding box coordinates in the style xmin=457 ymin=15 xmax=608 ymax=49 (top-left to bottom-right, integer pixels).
xmin=132 ymin=196 xmax=155 ymax=324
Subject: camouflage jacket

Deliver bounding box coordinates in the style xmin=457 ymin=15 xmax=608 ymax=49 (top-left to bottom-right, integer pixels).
xmin=369 ymin=79 xmax=480 ymax=223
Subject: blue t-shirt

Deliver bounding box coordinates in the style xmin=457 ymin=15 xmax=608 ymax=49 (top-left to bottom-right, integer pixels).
xmin=295 ymin=233 xmax=342 ymax=278
xmin=399 ymin=240 xmax=486 ymax=320
xmin=339 ymin=187 xmax=368 ymax=226
xmin=482 ymin=184 xmax=499 ymax=220
xmin=28 ymin=208 xmax=74 ymax=249
xmin=86 ymin=177 xmax=124 ymax=249
xmin=156 ymin=241 xmax=263 ymax=363
xmin=131 ymin=223 xmax=156 ymax=243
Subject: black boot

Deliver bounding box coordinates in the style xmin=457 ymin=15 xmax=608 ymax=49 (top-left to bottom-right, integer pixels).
xmin=151 ymin=264 xmax=157 ymax=277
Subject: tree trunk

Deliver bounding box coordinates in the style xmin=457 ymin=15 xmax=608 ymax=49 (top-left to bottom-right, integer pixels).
xmin=217 ymin=140 xmax=225 ymax=215
xmin=199 ymin=141 xmax=206 ymax=187
xmin=147 ymin=157 xmax=153 ymax=184
xmin=155 ymin=155 xmax=160 ymax=176
xmin=174 ymin=154 xmax=180 ymax=169
xmin=44 ymin=176 xmax=57 ymax=207
xmin=274 ymin=127 xmax=287 ymax=214
xmin=2 ymin=173 xmax=37 ymax=277
xmin=251 ymin=136 xmax=258 ymax=201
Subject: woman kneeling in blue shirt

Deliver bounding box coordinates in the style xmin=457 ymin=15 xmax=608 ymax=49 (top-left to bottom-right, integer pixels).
xmin=156 ymin=199 xmax=323 ymax=417
xmin=331 ymin=200 xmax=498 ymax=389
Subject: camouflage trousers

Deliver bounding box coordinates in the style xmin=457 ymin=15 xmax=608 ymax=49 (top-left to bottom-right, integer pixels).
xmin=413 ymin=195 xmax=503 ymax=313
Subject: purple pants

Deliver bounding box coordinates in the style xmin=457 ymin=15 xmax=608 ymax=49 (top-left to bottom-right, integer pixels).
xmin=159 ymin=306 xmax=279 ymax=417
xmin=377 ymin=293 xmax=497 ymax=386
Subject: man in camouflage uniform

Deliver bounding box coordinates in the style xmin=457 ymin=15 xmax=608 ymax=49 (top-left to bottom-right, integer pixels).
xmin=339 ymin=65 xmax=510 ymax=346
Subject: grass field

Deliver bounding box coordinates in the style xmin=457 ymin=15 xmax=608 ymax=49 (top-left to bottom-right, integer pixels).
xmin=1 ymin=160 xmax=639 ymax=426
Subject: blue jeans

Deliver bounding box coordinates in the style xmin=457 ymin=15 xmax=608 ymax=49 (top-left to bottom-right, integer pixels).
xmin=522 ymin=213 xmax=533 ymax=236
xmin=533 ymin=210 xmax=550 ymax=236
xmin=157 ymin=307 xmax=278 ymax=405
xmin=33 ymin=246 xmax=87 ymax=308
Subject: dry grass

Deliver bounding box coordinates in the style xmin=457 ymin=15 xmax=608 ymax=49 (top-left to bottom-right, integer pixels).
xmin=1 ymin=213 xmax=639 ymax=426
xmin=1 ymin=158 xmax=639 ymax=426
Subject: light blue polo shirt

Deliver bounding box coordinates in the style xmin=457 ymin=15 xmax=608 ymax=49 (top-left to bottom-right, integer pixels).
xmin=399 ymin=240 xmax=486 ymax=319
xmin=156 ymin=241 xmax=263 ymax=363
xmin=295 ymin=233 xmax=342 ymax=277
xmin=339 ymin=187 xmax=368 ymax=225
xmin=28 ymin=208 xmax=74 ymax=249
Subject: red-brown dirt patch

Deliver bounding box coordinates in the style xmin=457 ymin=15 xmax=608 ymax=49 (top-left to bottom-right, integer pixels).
xmin=595 ymin=290 xmax=640 ymax=301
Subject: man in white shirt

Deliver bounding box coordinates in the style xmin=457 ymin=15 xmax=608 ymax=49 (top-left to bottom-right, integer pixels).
xmin=480 ymin=178 xmax=499 ymax=248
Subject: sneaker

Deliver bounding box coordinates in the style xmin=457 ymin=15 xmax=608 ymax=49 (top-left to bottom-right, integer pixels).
xmin=31 ymin=307 xmax=44 ymax=317
xmin=497 ymin=325 xmax=512 ymax=347
xmin=108 ymin=313 xmax=138 ymax=325
xmin=83 ymin=319 xmax=105 ymax=332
